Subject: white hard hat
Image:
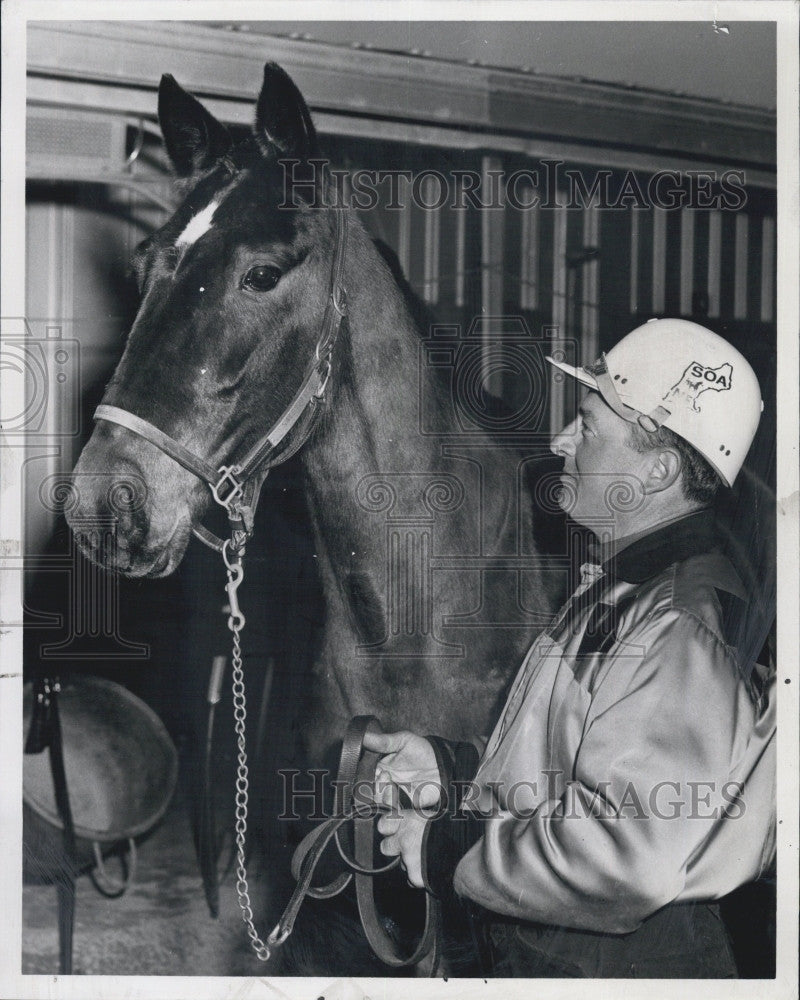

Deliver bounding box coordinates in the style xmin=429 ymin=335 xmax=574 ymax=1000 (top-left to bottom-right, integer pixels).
xmin=547 ymin=318 xmax=763 ymax=487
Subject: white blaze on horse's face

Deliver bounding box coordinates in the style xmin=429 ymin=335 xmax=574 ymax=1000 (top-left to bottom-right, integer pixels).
xmin=176 ymin=200 xmax=219 ymax=247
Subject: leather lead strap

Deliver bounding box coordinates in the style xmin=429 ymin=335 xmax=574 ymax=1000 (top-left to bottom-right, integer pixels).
xmin=278 ymin=716 xmax=441 ymax=969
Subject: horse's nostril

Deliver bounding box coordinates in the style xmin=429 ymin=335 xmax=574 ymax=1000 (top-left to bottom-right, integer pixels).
xmin=72 ymin=520 xmax=131 ymax=567
xmin=79 ymin=528 xmax=105 ymax=555
xmin=75 ymin=528 xmax=97 ymax=551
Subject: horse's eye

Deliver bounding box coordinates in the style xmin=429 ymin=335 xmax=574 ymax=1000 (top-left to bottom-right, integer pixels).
xmin=242 ymin=265 xmax=282 ymax=292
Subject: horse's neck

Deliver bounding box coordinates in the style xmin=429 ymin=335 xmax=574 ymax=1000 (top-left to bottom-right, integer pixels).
xmin=312 ymin=246 xmax=427 ymax=451
xmin=294 ymin=221 xmax=547 ymax=744
xmin=300 ymin=225 xmax=446 ymax=613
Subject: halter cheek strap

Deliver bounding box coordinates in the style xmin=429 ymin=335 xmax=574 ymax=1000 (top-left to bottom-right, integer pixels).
xmin=94 ymin=208 xmax=348 ymax=553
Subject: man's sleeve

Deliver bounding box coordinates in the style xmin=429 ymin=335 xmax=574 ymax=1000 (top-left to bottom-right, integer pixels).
xmin=418 ymin=734 xmax=486 ymax=901
xmin=451 ymin=608 xmax=754 ymax=932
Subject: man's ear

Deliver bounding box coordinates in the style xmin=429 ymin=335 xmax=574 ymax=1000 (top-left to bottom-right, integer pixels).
xmin=158 ymin=74 xmax=232 ymax=178
xmin=641 ymin=448 xmax=682 ymax=495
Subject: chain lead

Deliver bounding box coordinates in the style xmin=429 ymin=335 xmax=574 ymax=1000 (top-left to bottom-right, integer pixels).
xmin=228 ymin=554 xmax=273 ymax=963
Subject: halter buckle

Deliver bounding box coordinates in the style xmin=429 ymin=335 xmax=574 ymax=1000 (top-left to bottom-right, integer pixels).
xmin=212 ymin=465 xmax=244 ymax=510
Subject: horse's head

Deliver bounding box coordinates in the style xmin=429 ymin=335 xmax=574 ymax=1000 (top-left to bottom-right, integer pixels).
xmin=68 ymin=64 xmax=340 ymax=576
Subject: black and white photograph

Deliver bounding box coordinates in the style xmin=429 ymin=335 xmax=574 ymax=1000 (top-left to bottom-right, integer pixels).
xmin=1 ymin=3 xmax=797 ymax=998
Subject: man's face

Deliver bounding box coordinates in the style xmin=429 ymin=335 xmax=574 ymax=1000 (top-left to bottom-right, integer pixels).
xmin=550 ymin=390 xmax=650 ymax=533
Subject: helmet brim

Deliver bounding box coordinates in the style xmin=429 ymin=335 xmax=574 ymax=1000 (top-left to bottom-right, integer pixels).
xmin=545 ymin=356 xmax=599 ymax=391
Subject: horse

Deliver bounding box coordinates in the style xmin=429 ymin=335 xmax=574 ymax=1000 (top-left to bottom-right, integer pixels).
xmin=66 ymin=63 xmax=564 ymax=974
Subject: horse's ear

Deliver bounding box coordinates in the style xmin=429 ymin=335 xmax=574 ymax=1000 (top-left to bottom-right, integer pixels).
xmin=253 ymin=62 xmax=318 ymax=158
xmin=158 ymin=74 xmax=232 ymax=178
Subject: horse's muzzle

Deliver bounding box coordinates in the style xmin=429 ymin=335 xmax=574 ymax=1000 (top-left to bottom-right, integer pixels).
xmin=66 ymin=475 xmax=157 ymax=575
xmin=66 ymin=425 xmax=196 ymax=577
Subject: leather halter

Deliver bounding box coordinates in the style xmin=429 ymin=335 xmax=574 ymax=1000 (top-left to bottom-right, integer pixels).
xmin=94 ymin=208 xmax=348 ymax=553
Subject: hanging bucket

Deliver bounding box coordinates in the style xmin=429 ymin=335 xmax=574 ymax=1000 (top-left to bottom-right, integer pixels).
xmin=23 ymin=675 xmax=178 ymax=892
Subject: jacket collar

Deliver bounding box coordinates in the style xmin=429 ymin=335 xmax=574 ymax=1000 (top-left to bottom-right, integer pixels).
xmin=591 ymin=508 xmax=729 ymax=586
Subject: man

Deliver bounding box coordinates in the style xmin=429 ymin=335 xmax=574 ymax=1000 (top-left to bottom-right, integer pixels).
xmin=364 ymin=318 xmax=776 ymax=978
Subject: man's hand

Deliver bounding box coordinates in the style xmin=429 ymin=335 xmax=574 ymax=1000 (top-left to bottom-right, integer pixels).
xmin=376 ymin=809 xmax=431 ymax=888
xmin=361 ymin=729 xmax=442 ymax=809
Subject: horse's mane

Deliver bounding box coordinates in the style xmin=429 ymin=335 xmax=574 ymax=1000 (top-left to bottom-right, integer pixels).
xmin=370 ymin=237 xmax=437 ymax=339
xmin=370 ymin=235 xmax=525 ymax=428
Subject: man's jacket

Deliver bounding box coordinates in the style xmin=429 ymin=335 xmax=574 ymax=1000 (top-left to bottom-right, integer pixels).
xmin=424 ymin=509 xmax=775 ymax=934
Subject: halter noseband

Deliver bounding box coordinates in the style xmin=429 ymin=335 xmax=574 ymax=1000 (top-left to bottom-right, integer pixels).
xmin=94 ymin=207 xmax=348 ymax=553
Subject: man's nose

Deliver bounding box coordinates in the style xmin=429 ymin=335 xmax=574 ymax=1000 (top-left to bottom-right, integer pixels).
xmin=550 ymin=416 xmax=579 ymax=458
